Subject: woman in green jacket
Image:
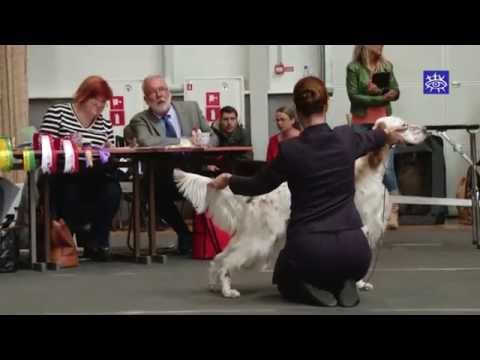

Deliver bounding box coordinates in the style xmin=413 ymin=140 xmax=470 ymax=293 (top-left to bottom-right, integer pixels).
xmin=346 ymin=45 xmax=401 ymax=229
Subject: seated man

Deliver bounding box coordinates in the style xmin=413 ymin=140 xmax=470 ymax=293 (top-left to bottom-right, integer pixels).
xmin=207 ymin=106 xmax=252 ymax=174
xmin=128 ymin=74 xmax=213 ymax=255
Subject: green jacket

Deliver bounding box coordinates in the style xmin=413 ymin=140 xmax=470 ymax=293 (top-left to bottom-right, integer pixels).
xmin=346 ymin=61 xmax=400 ymax=117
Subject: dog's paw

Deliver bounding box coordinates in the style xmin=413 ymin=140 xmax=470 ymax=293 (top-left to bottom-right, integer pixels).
xmin=222 ymin=288 xmax=241 ymax=298
xmin=260 ymin=264 xmax=274 ymax=272
xmin=361 ymin=225 xmax=369 ymax=237
xmin=356 ymin=280 xmax=374 ymax=291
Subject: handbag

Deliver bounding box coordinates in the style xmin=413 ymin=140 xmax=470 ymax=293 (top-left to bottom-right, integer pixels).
xmin=192 ymin=213 xmax=230 ymax=260
xmin=49 ymin=219 xmax=79 ymax=268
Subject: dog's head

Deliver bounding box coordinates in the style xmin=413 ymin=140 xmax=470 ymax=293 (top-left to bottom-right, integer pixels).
xmin=367 ymin=116 xmax=427 ymax=169
xmin=374 ymin=116 xmax=427 ymax=145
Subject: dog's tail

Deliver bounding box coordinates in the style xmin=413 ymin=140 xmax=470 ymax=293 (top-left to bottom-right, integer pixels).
xmin=174 ymin=169 xmax=210 ymax=214
xmin=173 ymin=169 xmax=240 ymax=234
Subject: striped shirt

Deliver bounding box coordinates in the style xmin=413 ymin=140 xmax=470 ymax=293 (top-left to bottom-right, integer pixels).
xmin=40 ymin=103 xmax=114 ymax=148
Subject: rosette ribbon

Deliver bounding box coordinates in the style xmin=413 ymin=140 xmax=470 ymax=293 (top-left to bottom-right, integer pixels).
xmin=62 ymin=138 xmax=80 ymax=174
xmin=40 ymin=134 xmax=58 ymax=174
xmin=22 ymin=148 xmax=37 ymax=171
xmin=0 ymin=137 xmax=14 ymax=171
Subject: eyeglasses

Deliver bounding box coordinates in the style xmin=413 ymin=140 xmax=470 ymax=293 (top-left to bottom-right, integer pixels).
xmin=147 ymin=87 xmax=169 ymax=96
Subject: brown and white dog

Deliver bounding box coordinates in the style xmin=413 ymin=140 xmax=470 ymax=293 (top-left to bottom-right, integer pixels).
xmin=174 ymin=116 xmax=427 ymax=298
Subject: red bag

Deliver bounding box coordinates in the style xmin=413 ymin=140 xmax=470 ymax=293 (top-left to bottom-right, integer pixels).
xmin=192 ymin=213 xmax=230 ymax=260
xmin=50 ymin=219 xmax=79 ymax=268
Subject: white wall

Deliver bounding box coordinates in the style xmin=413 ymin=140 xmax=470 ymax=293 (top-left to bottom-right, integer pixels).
xmin=28 ymin=45 xmax=250 ymax=96
xmin=27 ymin=45 xmax=316 ymax=98
xmin=268 ymin=45 xmax=322 ymax=93
xmin=27 ymin=45 xmax=164 ymax=98
xmin=171 ymin=45 xmax=248 ymax=88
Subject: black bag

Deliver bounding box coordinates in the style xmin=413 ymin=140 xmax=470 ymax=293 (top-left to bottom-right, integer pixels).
xmin=0 ymin=227 xmax=18 ymax=273
xmin=395 ymin=135 xmax=448 ymax=225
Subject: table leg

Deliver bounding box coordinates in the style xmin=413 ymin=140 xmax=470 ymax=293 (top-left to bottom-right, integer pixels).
xmin=28 ymin=171 xmax=46 ymax=272
xmin=43 ymin=176 xmax=59 ymax=271
xmin=133 ymin=160 xmax=142 ymax=261
xmin=148 ymin=159 xmax=156 ymax=257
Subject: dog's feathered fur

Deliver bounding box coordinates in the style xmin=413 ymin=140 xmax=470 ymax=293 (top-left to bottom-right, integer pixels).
xmin=174 ymin=116 xmax=427 ymax=298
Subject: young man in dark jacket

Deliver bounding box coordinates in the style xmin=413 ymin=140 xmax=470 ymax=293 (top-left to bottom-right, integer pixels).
xmin=207 ymin=106 xmax=252 ymax=174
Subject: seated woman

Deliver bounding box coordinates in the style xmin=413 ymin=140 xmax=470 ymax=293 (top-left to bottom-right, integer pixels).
xmin=266 ymin=106 xmax=302 ymax=162
xmin=39 ymin=75 xmax=121 ymax=261
xmin=209 ymin=76 xmax=403 ymax=307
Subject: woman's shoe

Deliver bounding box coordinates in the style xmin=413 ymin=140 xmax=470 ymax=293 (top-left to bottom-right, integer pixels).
xmin=336 ymin=280 xmax=360 ymax=307
xmin=301 ymin=282 xmax=338 ymax=307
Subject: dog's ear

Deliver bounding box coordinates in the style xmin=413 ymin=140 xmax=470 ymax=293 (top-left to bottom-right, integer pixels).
xmin=370 ymin=121 xmax=392 ymax=169
xmin=368 ymin=145 xmax=388 ymax=169
xmin=373 ymin=121 xmax=386 ymax=131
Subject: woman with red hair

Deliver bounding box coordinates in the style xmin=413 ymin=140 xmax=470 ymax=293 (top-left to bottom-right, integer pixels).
xmin=210 ymin=76 xmax=404 ymax=307
xmin=40 ymin=76 xmax=121 ymax=261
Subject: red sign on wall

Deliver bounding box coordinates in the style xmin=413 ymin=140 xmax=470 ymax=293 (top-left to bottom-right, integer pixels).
xmin=110 ymin=96 xmax=125 ymax=111
xmin=206 ymin=92 xmax=220 ymax=106
xmin=110 ymin=111 xmax=125 ymax=126
xmin=206 ymin=107 xmax=221 ymax=122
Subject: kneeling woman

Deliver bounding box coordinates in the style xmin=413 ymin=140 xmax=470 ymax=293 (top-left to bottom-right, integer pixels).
xmin=39 ymin=76 xmax=121 ymax=261
xmin=209 ymin=76 xmax=402 ymax=307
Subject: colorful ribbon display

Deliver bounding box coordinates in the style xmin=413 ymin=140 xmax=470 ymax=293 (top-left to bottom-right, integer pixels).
xmin=0 ymin=137 xmax=14 ymax=171
xmin=98 ymin=147 xmax=110 ymax=164
xmin=22 ymin=149 xmax=36 ymax=171
xmin=27 ymin=133 xmax=115 ymax=174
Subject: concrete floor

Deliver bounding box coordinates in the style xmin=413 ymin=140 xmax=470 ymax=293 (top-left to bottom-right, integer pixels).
xmin=2 ymin=223 xmax=480 ymax=315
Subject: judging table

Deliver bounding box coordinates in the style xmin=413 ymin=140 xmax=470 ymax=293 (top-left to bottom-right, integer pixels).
xmin=12 ymin=145 xmax=253 ymax=271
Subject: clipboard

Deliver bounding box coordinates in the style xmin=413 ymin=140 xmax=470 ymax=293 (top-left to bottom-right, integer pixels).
xmin=371 ymin=72 xmax=390 ymax=89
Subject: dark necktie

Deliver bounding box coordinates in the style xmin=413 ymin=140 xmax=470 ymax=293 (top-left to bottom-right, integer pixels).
xmin=162 ymin=115 xmax=177 ymax=138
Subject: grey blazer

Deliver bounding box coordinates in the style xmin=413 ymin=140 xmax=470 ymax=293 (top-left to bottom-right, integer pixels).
xmin=127 ymin=101 xmax=212 ymax=146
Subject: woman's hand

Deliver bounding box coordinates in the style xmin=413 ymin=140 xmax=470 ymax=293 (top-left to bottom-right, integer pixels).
xmin=208 ymin=173 xmax=232 ymax=190
xmin=383 ymin=89 xmax=398 ymax=101
xmin=368 ymin=81 xmax=382 ymax=94
xmin=206 ymin=164 xmax=220 ymax=173
xmin=385 ymin=127 xmax=406 ymax=145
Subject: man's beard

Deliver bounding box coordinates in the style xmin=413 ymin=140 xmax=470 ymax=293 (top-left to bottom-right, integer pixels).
xmin=151 ymin=101 xmax=171 ymax=115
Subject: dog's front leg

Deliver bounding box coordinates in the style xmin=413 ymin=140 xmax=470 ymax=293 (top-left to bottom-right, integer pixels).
xmin=219 ymin=269 xmax=240 ymax=298
xmin=356 ymin=247 xmax=377 ymax=291
xmin=208 ymin=260 xmax=220 ymax=291
xmin=210 ymin=250 xmax=241 ymax=298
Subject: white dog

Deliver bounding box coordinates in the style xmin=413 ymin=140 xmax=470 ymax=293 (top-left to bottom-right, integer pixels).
xmin=174 ymin=116 xmax=427 ymax=298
